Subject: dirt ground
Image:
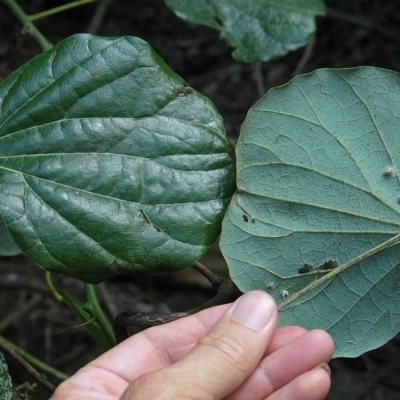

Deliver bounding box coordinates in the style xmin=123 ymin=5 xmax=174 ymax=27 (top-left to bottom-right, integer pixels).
xmin=1 ymin=0 xmax=400 ymax=398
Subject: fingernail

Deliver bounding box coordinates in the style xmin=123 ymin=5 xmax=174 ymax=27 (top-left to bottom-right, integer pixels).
xmin=317 ymin=363 xmax=331 ymax=376
xmin=230 ymin=291 xmax=276 ymax=331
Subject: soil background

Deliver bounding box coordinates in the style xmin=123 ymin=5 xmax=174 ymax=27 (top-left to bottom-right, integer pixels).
xmin=1 ymin=0 xmax=400 ymax=399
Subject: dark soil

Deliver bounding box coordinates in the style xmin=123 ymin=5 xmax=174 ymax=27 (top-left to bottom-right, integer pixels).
xmin=1 ymin=0 xmax=400 ymax=398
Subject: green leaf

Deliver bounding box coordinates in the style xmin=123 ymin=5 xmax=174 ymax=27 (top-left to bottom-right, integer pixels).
xmin=0 ymin=34 xmax=235 ymax=283
xmin=0 ymin=350 xmax=12 ymax=400
xmin=220 ymin=67 xmax=400 ymax=357
xmin=164 ymin=0 xmax=326 ymax=63
xmin=0 ymin=219 xmax=21 ymax=256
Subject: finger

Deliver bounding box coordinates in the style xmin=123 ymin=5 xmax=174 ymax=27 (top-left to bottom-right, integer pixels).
xmin=266 ymin=326 xmax=307 ymax=355
xmin=228 ymin=329 xmax=334 ymax=400
xmin=87 ymin=298 xmax=303 ymax=383
xmin=265 ymin=366 xmax=331 ymax=400
xmin=121 ymin=291 xmax=278 ymax=400
xmin=88 ymin=303 xmax=231 ymax=381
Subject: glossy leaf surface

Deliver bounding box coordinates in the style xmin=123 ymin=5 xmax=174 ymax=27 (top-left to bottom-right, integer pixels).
xmin=220 ymin=67 xmax=400 ymax=357
xmin=0 ymin=34 xmax=235 ymax=283
xmin=165 ymin=0 xmax=326 ymax=62
xmin=0 ymin=219 xmax=21 ymax=256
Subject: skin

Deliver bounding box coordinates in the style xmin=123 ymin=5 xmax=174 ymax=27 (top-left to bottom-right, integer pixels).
xmin=51 ymin=291 xmax=334 ymax=400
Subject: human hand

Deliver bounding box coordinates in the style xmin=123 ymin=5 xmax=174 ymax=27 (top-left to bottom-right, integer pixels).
xmin=51 ymin=291 xmax=334 ymax=400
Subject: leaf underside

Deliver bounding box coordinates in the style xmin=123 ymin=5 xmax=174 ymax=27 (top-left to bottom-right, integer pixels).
xmin=220 ymin=67 xmax=400 ymax=357
xmin=0 ymin=34 xmax=235 ymax=283
xmin=164 ymin=0 xmax=326 ymax=63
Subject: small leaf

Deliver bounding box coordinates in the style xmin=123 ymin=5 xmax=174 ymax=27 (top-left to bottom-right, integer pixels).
xmin=0 ymin=34 xmax=235 ymax=283
xmin=0 ymin=350 xmax=12 ymax=400
xmin=165 ymin=0 xmax=326 ymax=62
xmin=0 ymin=218 xmax=21 ymax=256
xmin=220 ymin=67 xmax=400 ymax=357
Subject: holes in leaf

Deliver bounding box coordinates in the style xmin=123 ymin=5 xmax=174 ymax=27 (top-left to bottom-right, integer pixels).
xmin=318 ymin=260 xmax=338 ymax=271
xmin=298 ymin=260 xmax=338 ymax=274
xmin=242 ymin=214 xmax=256 ymax=223
xmin=298 ymin=264 xmax=314 ymax=274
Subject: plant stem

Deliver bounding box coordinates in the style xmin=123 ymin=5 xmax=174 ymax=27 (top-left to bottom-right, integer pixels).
xmin=292 ymin=33 xmax=316 ymax=77
xmin=2 ymin=0 xmax=52 ymax=51
xmin=84 ymin=283 xmax=116 ymax=347
xmin=87 ymin=0 xmax=114 ymax=33
xmin=252 ymin=62 xmax=265 ymax=98
xmin=45 ymin=271 xmax=64 ymax=303
xmin=0 ymin=335 xmax=69 ymax=382
xmin=29 ymin=0 xmax=99 ymax=22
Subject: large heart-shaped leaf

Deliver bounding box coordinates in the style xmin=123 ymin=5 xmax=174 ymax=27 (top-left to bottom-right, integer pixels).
xmin=164 ymin=0 xmax=326 ymax=63
xmin=220 ymin=67 xmax=400 ymax=357
xmin=0 ymin=34 xmax=235 ymax=283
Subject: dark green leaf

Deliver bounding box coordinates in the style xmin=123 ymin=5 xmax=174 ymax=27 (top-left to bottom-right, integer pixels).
xmin=0 ymin=219 xmax=21 ymax=256
xmin=220 ymin=67 xmax=400 ymax=357
xmin=165 ymin=0 xmax=326 ymax=62
xmin=0 ymin=34 xmax=235 ymax=283
xmin=0 ymin=350 xmax=12 ymax=400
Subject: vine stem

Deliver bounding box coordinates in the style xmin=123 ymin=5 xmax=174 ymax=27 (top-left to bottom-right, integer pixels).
xmin=278 ymin=233 xmax=400 ymax=311
xmin=3 ymin=0 xmax=53 ymax=51
xmin=45 ymin=271 xmax=64 ymax=303
xmin=292 ymin=33 xmax=316 ymax=77
xmin=85 ymin=283 xmax=117 ymax=347
xmin=29 ymin=0 xmax=99 ymax=22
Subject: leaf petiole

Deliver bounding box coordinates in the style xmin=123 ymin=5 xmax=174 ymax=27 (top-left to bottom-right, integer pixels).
xmin=29 ymin=0 xmax=99 ymax=22
xmin=84 ymin=283 xmax=116 ymax=347
xmin=2 ymin=0 xmax=52 ymax=51
xmin=45 ymin=271 xmax=64 ymax=303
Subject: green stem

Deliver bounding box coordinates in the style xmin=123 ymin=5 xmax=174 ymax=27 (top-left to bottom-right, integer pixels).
xmin=84 ymin=283 xmax=116 ymax=347
xmin=45 ymin=271 xmax=64 ymax=303
xmin=2 ymin=0 xmax=52 ymax=51
xmin=29 ymin=0 xmax=99 ymax=22
xmin=0 ymin=335 xmax=69 ymax=381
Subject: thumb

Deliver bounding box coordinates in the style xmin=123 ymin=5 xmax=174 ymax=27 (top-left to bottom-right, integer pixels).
xmin=122 ymin=291 xmax=278 ymax=400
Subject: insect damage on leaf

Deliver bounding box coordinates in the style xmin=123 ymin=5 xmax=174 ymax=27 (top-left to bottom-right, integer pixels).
xmin=383 ymin=165 xmax=396 ymax=177
xmin=281 ymin=289 xmax=289 ymax=299
xmin=175 ymin=83 xmax=194 ymax=97
xmin=266 ymin=282 xmax=276 ymax=289
xmin=318 ymin=260 xmax=338 ymax=271
xmin=298 ymin=260 xmax=338 ymax=274
xmin=298 ymin=264 xmax=314 ymax=274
